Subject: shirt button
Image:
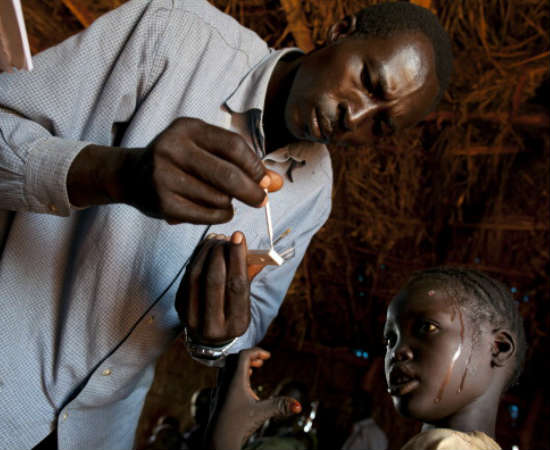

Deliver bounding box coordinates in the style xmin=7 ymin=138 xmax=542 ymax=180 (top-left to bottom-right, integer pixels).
xmin=62 ymin=412 xmax=68 ymax=421
xmin=148 ymin=315 xmax=155 ymax=324
xmin=102 ymin=368 xmax=112 ymax=376
xmin=48 ymin=204 xmax=57 ymax=213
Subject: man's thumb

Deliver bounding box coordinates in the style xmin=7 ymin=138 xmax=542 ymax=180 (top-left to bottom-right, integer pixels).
xmin=265 ymin=169 xmax=284 ymax=193
xmin=256 ymin=396 xmax=302 ymax=422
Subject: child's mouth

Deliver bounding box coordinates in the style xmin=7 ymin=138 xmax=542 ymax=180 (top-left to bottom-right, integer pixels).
xmin=388 ymin=378 xmax=420 ymax=396
xmin=388 ymin=368 xmax=420 ymax=396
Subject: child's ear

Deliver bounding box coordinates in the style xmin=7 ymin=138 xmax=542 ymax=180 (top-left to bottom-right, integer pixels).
xmin=327 ymin=15 xmax=357 ymax=43
xmin=491 ymin=329 xmax=516 ymax=367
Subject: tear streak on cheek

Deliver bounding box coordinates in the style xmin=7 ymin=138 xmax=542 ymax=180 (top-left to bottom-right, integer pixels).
xmin=434 ymin=308 xmax=465 ymax=403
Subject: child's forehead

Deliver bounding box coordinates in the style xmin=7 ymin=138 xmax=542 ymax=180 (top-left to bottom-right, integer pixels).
xmin=388 ymin=279 xmax=461 ymax=317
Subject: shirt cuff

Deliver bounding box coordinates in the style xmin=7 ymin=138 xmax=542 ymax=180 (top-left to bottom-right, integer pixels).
xmin=23 ymin=137 xmax=91 ymax=216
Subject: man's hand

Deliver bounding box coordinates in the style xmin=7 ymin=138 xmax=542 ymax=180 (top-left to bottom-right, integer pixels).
xmin=176 ymin=231 xmax=255 ymax=346
xmin=68 ymin=117 xmax=283 ymax=225
xmin=124 ymin=118 xmax=271 ymax=224
xmin=208 ymin=348 xmax=302 ymax=450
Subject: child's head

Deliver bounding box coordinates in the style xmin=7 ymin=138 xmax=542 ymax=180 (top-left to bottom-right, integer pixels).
xmin=383 ymin=267 xmax=526 ymax=425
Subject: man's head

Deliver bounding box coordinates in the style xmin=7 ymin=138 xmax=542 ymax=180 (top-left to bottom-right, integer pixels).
xmin=284 ymin=2 xmax=452 ymax=147
xmin=383 ymin=267 xmax=526 ymax=424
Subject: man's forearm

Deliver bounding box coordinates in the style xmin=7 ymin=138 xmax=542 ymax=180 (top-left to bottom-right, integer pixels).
xmin=67 ymin=144 xmax=133 ymax=208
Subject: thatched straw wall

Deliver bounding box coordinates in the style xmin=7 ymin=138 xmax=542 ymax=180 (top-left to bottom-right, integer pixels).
xmin=19 ymin=0 xmax=550 ymax=448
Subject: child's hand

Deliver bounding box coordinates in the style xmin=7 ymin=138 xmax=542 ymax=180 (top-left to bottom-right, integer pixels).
xmin=209 ymin=348 xmax=302 ymax=450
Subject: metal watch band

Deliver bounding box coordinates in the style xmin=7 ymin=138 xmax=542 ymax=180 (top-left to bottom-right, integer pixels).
xmin=189 ymin=354 xmax=227 ymax=368
xmin=183 ymin=327 xmax=238 ymax=367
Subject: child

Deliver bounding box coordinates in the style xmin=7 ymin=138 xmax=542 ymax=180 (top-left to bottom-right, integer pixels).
xmin=207 ymin=267 xmax=526 ymax=449
xmin=383 ymin=267 xmax=526 ymax=449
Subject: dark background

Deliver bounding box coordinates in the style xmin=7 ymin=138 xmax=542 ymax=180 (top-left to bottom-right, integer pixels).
xmin=19 ymin=0 xmax=549 ymax=448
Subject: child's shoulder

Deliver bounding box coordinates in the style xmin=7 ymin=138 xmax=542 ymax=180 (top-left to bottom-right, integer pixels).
xmin=401 ymin=428 xmax=501 ymax=450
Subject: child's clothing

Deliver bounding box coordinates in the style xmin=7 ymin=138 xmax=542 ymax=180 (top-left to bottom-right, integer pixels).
xmin=401 ymin=428 xmax=501 ymax=450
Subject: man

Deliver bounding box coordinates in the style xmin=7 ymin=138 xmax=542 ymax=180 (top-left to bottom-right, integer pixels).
xmin=0 ymin=1 xmax=452 ymax=448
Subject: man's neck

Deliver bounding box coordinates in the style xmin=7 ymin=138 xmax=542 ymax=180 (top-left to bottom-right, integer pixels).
xmin=263 ymin=54 xmax=302 ymax=153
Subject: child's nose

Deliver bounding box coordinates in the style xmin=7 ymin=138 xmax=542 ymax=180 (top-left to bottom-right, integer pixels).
xmin=393 ymin=343 xmax=414 ymax=362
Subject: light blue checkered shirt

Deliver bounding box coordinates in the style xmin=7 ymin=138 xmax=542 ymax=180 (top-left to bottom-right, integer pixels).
xmin=0 ymin=0 xmax=332 ymax=448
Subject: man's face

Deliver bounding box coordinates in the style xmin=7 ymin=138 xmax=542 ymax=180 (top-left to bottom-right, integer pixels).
xmin=383 ymin=280 xmax=494 ymax=423
xmin=284 ymin=30 xmax=439 ymax=146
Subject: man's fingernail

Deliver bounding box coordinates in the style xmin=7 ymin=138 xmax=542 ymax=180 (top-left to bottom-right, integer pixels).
xmin=206 ymin=233 xmax=216 ymax=239
xmin=232 ymin=232 xmax=243 ymax=244
xmin=259 ymin=175 xmax=271 ymax=189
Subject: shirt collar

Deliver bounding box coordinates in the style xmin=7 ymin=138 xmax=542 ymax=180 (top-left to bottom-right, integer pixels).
xmin=264 ymin=141 xmax=308 ymax=163
xmin=225 ymin=47 xmax=301 ymax=114
xmin=225 ymin=48 xmax=302 ymax=159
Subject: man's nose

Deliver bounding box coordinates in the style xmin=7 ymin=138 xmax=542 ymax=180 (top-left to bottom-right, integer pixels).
xmin=347 ymin=95 xmax=380 ymax=130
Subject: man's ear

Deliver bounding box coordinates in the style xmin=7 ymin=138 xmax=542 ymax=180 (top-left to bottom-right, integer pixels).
xmin=327 ymin=15 xmax=357 ymax=44
xmin=491 ymin=329 xmax=516 ymax=367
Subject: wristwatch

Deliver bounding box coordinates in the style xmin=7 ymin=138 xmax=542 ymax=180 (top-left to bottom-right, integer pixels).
xmin=183 ymin=327 xmax=238 ymax=368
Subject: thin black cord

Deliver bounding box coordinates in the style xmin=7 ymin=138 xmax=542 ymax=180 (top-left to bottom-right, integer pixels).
xmin=59 ymin=225 xmax=212 ymax=412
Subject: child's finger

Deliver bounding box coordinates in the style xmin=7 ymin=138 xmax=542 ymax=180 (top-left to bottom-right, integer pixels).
xmin=250 ymin=358 xmax=266 ymax=368
xmin=238 ymin=348 xmax=270 ymax=373
xmin=254 ymin=396 xmax=302 ymax=424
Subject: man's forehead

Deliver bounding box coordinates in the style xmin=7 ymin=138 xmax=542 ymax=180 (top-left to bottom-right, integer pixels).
xmin=381 ymin=45 xmax=430 ymax=96
xmin=374 ymin=31 xmax=435 ymax=96
xmin=355 ymin=30 xmax=438 ymax=129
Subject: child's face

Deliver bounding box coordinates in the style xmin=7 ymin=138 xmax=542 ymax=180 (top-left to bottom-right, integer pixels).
xmin=383 ymin=279 xmax=494 ymax=423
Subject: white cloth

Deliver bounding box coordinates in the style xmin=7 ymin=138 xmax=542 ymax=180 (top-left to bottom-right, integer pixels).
xmin=0 ymin=0 xmax=332 ymax=448
xmin=401 ymin=428 xmax=501 ymax=450
xmin=341 ymin=418 xmax=388 ymax=450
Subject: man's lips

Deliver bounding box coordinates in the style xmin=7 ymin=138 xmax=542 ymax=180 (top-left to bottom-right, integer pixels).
xmin=309 ymin=107 xmax=323 ymax=142
xmin=317 ymin=109 xmax=333 ymax=142
xmin=310 ymin=107 xmax=333 ymax=143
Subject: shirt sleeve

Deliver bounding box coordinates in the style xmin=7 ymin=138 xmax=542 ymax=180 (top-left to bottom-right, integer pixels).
xmin=0 ymin=0 xmax=172 ymax=215
xmin=232 ymin=181 xmax=332 ymax=352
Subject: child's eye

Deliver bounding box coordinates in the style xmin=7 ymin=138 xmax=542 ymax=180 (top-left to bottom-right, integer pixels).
xmin=419 ymin=322 xmax=439 ymax=334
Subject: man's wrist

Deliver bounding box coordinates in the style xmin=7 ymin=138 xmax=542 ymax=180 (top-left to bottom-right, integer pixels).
xmin=67 ymin=144 xmax=129 ymax=207
xmin=183 ymin=327 xmax=238 ymax=367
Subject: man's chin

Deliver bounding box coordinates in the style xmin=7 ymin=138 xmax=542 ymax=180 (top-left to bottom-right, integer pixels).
xmin=284 ymin=119 xmax=305 ymax=142
xmin=284 ymin=103 xmax=311 ymax=141
xmin=285 ymin=117 xmax=327 ymax=144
